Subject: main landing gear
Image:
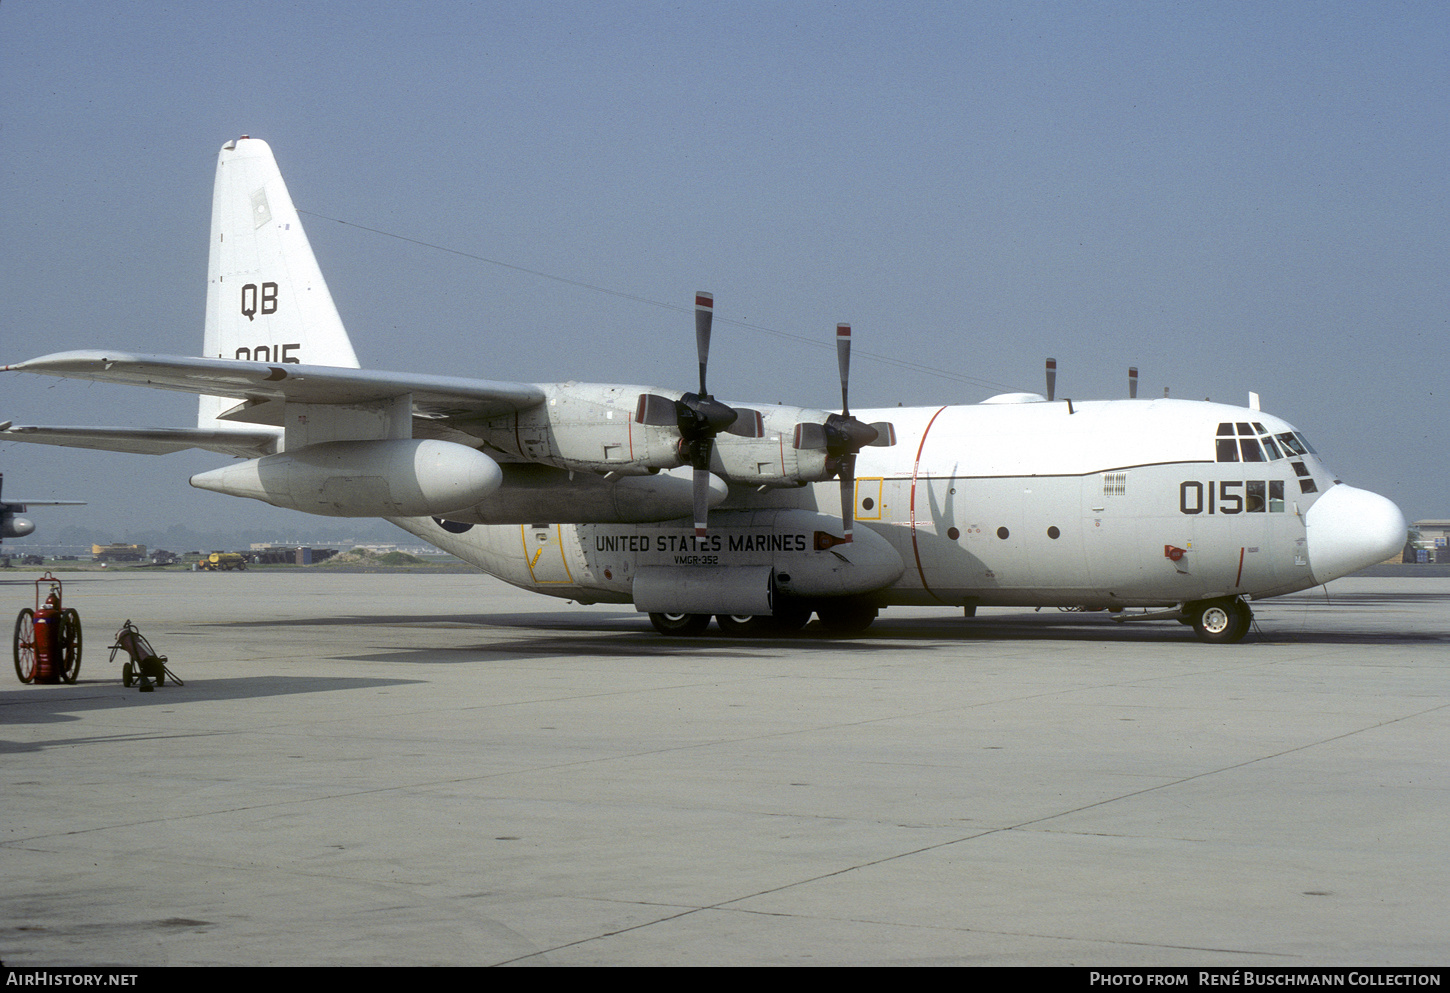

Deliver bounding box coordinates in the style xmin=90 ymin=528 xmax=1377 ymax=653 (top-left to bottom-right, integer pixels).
xmin=648 ymin=601 xmax=872 ymax=637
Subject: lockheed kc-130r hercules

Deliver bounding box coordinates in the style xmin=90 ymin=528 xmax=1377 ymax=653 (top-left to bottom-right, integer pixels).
xmin=2 ymin=137 xmax=1407 ymax=642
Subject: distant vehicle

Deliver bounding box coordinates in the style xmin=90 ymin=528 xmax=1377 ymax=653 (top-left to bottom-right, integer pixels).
xmin=198 ymin=552 xmax=246 ymax=571
xmin=92 ymin=543 xmax=146 ymax=563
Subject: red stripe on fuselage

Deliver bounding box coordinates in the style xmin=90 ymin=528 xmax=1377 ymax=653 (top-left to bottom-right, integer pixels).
xmin=909 ymin=406 xmax=949 ymax=600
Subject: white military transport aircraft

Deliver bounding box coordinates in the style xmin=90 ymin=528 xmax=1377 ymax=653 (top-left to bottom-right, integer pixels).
xmin=2 ymin=138 xmax=1407 ymax=642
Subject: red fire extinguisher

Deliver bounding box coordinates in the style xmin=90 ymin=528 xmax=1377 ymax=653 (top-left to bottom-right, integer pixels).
xmin=14 ymin=573 xmax=81 ymax=685
xmin=33 ymin=592 xmax=61 ymax=683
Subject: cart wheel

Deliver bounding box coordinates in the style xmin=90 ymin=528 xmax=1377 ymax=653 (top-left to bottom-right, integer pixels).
xmin=59 ymin=608 xmax=82 ymax=684
xmin=156 ymin=665 xmax=165 ymax=687
xmin=14 ymin=608 xmax=36 ymax=684
xmin=122 ymin=661 xmax=133 ymax=687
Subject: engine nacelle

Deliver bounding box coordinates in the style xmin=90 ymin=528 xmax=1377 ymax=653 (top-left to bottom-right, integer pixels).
xmin=190 ymin=439 xmax=502 ymax=517
xmin=2 ymin=514 xmax=35 ymax=538
xmin=438 ymin=464 xmax=726 ymax=525
xmin=468 ymin=383 xmax=836 ymax=486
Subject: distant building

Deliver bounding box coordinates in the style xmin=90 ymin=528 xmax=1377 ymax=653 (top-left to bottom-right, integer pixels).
xmin=1408 ymin=520 xmax=1450 ymax=564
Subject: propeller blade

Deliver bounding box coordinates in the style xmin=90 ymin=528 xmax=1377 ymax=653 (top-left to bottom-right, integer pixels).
xmin=793 ymin=422 xmax=827 ymax=450
xmin=1129 ymin=366 xmax=1138 ymax=399
xmin=837 ymin=323 xmax=852 ymax=414
xmin=693 ymin=465 xmax=711 ymax=538
xmin=725 ymin=407 xmax=764 ymax=438
xmin=695 ymin=291 xmax=713 ymax=396
xmin=636 ymin=393 xmax=678 ymax=426
xmin=838 ymin=452 xmax=856 ymax=543
xmin=1045 ymin=357 xmax=1057 ymax=403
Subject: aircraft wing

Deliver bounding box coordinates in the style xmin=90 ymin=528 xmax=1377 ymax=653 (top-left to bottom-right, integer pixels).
xmin=2 ymin=424 xmax=281 ymax=458
xmin=0 ymin=498 xmax=86 ymax=507
xmin=2 ymin=351 xmax=546 ymax=419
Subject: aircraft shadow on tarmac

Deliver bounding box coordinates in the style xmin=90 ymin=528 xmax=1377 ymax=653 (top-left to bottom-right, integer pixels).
xmin=185 ymin=600 xmax=1450 ymax=661
xmin=0 ymin=674 xmax=424 ymax=740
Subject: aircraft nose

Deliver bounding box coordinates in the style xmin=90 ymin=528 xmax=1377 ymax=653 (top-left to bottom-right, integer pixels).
xmin=1304 ymin=485 xmax=1407 ymax=585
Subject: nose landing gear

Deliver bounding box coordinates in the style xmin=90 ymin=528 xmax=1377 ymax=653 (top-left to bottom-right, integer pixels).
xmin=1186 ymin=597 xmax=1253 ymax=644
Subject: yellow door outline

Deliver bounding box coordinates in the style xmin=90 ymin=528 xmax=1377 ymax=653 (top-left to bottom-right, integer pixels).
xmin=520 ymin=525 xmax=575 ymax=584
xmin=855 ymin=477 xmax=885 ymax=520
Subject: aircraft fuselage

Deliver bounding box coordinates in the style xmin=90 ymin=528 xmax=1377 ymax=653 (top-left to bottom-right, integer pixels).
xmin=391 ymin=395 xmax=1406 ymax=620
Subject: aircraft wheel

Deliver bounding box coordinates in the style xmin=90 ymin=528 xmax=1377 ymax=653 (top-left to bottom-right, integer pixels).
xmin=715 ymin=609 xmax=811 ymax=636
xmin=14 ymin=609 xmax=36 ymax=684
xmin=59 ymin=608 xmax=82 ymax=683
xmin=649 ymin=612 xmax=710 ymax=636
xmin=716 ymin=615 xmax=761 ymax=635
xmin=1189 ymin=597 xmax=1251 ymax=644
xmin=815 ymin=602 xmax=878 ymax=636
xmin=769 ymin=605 xmax=812 ymax=632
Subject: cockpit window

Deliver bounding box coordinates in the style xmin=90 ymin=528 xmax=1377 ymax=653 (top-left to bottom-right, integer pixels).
xmin=1277 ymin=432 xmax=1307 ymax=456
xmin=1215 ymin=422 xmax=1295 ymax=463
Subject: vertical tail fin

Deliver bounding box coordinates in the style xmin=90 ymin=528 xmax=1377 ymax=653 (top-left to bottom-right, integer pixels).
xmin=199 ymin=136 xmax=360 ymax=429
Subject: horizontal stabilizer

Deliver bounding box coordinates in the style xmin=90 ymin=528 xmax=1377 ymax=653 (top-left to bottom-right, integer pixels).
xmin=4 ymin=351 xmax=546 ymax=418
xmin=2 ymin=424 xmax=281 ymax=458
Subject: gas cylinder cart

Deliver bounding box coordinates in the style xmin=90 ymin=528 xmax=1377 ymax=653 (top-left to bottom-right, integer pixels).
xmin=108 ymin=619 xmax=182 ymax=691
xmin=13 ymin=572 xmax=81 ymax=684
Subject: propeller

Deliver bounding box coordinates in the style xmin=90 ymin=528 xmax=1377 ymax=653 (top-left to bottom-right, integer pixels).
xmin=635 ymin=292 xmax=761 ymax=537
xmin=1129 ymin=366 xmax=1138 ymax=399
xmin=792 ymin=324 xmax=895 ymax=544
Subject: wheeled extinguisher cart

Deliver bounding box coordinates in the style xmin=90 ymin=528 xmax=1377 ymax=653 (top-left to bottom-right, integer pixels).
xmin=13 ymin=572 xmax=82 ymax=684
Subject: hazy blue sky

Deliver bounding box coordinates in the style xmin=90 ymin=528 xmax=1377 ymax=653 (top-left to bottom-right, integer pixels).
xmin=2 ymin=1 xmax=1446 ymax=539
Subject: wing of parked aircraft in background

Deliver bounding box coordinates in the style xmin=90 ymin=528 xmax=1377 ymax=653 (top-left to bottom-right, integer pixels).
xmin=0 ymin=471 xmax=85 ymax=540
